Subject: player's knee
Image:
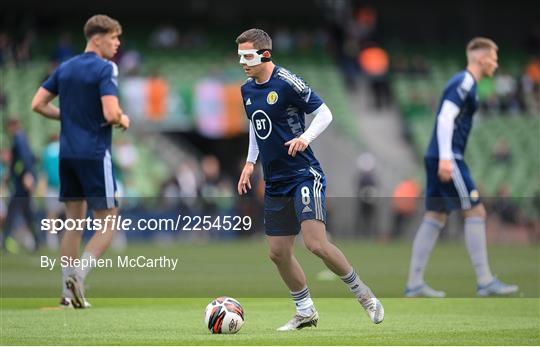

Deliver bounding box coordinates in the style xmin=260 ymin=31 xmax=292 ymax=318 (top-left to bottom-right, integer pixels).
xmin=425 ymin=211 xmax=448 ymax=226
xmin=465 ymin=204 xmax=486 ymax=219
xmin=305 ymin=240 xmax=328 ymax=259
xmin=268 ymin=249 xmax=291 ymax=264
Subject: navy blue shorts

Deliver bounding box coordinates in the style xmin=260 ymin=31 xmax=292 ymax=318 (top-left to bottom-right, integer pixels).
xmin=425 ymin=157 xmax=481 ymax=212
xmin=264 ymin=169 xmax=326 ymax=236
xmin=59 ymin=151 xmax=118 ymax=210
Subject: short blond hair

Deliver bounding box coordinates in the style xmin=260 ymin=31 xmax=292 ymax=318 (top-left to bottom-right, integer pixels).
xmin=84 ymin=15 xmax=122 ymax=40
xmin=236 ymin=29 xmax=272 ymax=50
xmin=467 ymin=37 xmax=498 ymax=53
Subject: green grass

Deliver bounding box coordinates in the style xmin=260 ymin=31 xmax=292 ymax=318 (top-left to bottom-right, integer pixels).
xmin=1 ymin=298 xmax=538 ymax=345
xmin=1 ymin=240 xmax=539 ymax=345
xmin=1 ymin=240 xmax=538 ymax=298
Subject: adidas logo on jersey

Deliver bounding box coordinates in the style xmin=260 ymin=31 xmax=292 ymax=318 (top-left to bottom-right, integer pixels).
xmin=245 ymin=98 xmax=251 ymax=106
xmin=302 ymin=206 xmax=312 ymax=213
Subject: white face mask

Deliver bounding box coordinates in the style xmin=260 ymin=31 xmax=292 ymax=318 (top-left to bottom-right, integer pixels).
xmin=238 ymin=49 xmax=271 ymax=67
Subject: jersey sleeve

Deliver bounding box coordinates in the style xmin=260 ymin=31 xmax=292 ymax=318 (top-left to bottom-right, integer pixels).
xmin=42 ymin=68 xmax=60 ymax=95
xmin=280 ymin=72 xmax=323 ymax=114
xmin=99 ymin=62 xmax=119 ymax=97
xmin=443 ymin=73 xmax=475 ymax=108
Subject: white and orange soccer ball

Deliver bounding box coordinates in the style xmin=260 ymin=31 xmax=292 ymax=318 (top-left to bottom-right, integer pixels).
xmin=204 ymin=296 xmax=245 ymax=334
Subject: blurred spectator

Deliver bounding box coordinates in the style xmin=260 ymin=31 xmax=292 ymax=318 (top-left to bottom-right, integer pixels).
xmin=477 ymin=77 xmax=498 ymax=115
xmin=391 ymin=178 xmax=421 ymax=239
xmin=115 ymin=138 xmax=138 ymax=172
xmin=180 ymin=29 xmax=209 ymax=50
xmin=358 ymin=43 xmax=391 ymax=109
xmin=0 ymin=33 xmax=14 ymax=66
xmin=118 ymin=47 xmax=142 ymax=76
xmin=0 ymin=86 xmax=7 ymax=112
xmin=491 ymin=183 xmax=520 ymax=225
xmin=146 ymin=70 xmax=170 ymax=121
xmin=51 ymin=32 xmax=75 ymax=65
xmin=199 ymin=155 xmax=233 ymax=215
xmin=2 ymin=118 xmax=39 ymax=252
xmin=354 ymin=6 xmax=377 ymax=43
xmin=0 ymin=149 xmax=11 ymax=234
xmin=522 ymin=57 xmax=540 ymax=114
xmin=494 ymin=70 xmax=520 ymax=114
xmin=492 ymin=138 xmax=512 ymax=164
xmin=150 ymin=25 xmax=180 ymax=49
xmin=273 ymin=27 xmax=294 ymax=53
xmin=355 ymin=153 xmax=378 ymax=237
xmin=41 ymin=134 xmax=61 ymax=250
xmin=409 ymin=55 xmax=430 ymax=76
xmin=176 ymin=160 xmax=199 ymax=198
xmin=295 ymin=29 xmax=314 ymax=51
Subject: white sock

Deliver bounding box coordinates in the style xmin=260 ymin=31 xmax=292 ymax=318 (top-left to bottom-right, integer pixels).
xmin=61 ymin=265 xmax=75 ymax=298
xmin=340 ymin=268 xmax=371 ymax=298
xmin=464 ymin=217 xmax=494 ymax=286
xmin=74 ymin=251 xmax=97 ymax=281
xmin=407 ymin=217 xmax=444 ymax=289
xmin=290 ymin=286 xmax=315 ymax=317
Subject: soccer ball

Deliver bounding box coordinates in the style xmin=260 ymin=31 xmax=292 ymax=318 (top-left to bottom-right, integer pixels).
xmin=204 ymin=296 xmax=245 ymax=334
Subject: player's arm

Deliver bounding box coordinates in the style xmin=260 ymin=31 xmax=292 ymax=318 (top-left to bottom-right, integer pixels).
xmin=436 ymin=100 xmax=460 ymax=182
xmin=285 ymin=103 xmax=332 ymax=157
xmin=101 ymin=95 xmax=129 ymax=130
xmin=100 ymin=62 xmax=130 ymax=130
xmin=31 ymin=87 xmax=60 ymax=120
xmin=238 ymin=121 xmax=258 ymax=195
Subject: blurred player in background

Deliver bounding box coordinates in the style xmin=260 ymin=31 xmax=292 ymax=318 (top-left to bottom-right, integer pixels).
xmin=405 ymin=37 xmax=519 ymax=298
xmin=31 ymin=14 xmax=130 ymax=308
xmin=2 ymin=118 xmax=39 ymax=252
xmin=236 ymin=28 xmax=384 ymax=331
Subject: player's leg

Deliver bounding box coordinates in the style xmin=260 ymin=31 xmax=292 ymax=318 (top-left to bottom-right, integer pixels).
xmin=463 ymin=203 xmax=519 ymax=296
xmin=265 ymin=195 xmax=318 ymax=331
xmin=20 ymin=196 xmax=39 ymax=251
xmin=268 ymin=234 xmax=319 ymax=330
xmin=454 ymin=159 xmax=518 ymax=296
xmin=405 ymin=210 xmax=447 ymax=297
xmin=405 ymin=157 xmax=451 ymax=297
xmin=296 ymin=171 xmax=383 ymax=324
xmin=267 ymin=235 xmax=306 ymax=292
xmin=64 ymin=154 xmax=119 ymax=308
xmin=2 ymin=196 xmax=20 ymax=251
xmin=301 ymin=220 xmax=351 ymax=276
xmin=300 ymin=220 xmax=383 ymax=324
xmin=59 ymin=200 xmax=86 ymax=308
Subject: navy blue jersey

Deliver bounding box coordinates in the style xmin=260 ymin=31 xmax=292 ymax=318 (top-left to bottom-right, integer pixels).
xmin=426 ymin=70 xmax=478 ymax=159
xmin=10 ymin=131 xmax=35 ymax=195
xmin=241 ymin=66 xmax=324 ymax=183
xmin=42 ymin=52 xmax=119 ymax=159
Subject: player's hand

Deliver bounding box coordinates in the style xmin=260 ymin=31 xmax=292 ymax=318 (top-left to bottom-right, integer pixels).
xmin=116 ymin=114 xmax=130 ymax=131
xmin=22 ymin=173 xmax=34 ymax=193
xmin=284 ymin=137 xmax=309 ymax=157
xmin=237 ymin=162 xmax=254 ymax=195
xmin=438 ymin=159 xmax=453 ymax=182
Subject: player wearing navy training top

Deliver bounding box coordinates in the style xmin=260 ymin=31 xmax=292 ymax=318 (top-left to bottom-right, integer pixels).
xmin=31 ymin=15 xmax=130 ymax=309
xmin=236 ymin=29 xmax=384 ymax=331
xmin=405 ymin=38 xmax=518 ymax=298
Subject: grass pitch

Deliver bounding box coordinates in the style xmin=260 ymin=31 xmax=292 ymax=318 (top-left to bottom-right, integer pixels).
xmin=1 ymin=239 xmax=539 ymax=345
xmin=1 ymin=298 xmax=539 ymax=345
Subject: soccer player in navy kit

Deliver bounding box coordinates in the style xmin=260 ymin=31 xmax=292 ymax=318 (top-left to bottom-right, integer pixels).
xmin=236 ymin=29 xmax=384 ymax=330
xmin=405 ymin=38 xmax=518 ymax=298
xmin=31 ymin=15 xmax=130 ymax=308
